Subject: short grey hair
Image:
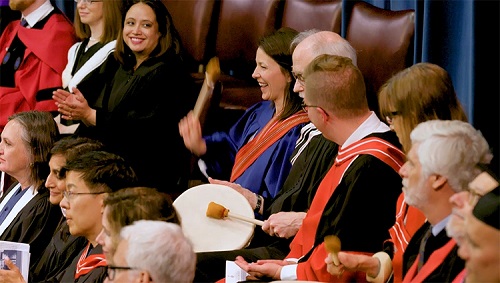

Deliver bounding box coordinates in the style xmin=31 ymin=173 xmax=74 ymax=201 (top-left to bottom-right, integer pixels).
xmin=410 ymin=120 xmax=493 ymax=192
xmin=121 ymin=220 xmax=195 ymax=282
xmin=290 ymin=28 xmax=320 ymax=52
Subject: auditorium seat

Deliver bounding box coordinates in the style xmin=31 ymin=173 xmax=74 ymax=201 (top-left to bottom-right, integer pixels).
xmin=280 ymin=0 xmax=342 ymax=33
xmin=346 ymin=1 xmax=415 ymax=116
xmin=162 ymin=0 xmax=218 ymax=77
xmin=214 ymin=0 xmax=282 ymax=111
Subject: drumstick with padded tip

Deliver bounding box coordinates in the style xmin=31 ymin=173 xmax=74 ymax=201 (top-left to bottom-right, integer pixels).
xmin=324 ymin=235 xmax=341 ymax=266
xmin=193 ymin=57 xmax=220 ymax=119
xmin=206 ymin=201 xmax=264 ymax=226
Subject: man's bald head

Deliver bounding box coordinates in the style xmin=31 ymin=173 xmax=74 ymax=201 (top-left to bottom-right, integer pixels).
xmin=291 ymin=30 xmax=357 ymax=96
xmin=293 ymin=31 xmax=357 ymax=67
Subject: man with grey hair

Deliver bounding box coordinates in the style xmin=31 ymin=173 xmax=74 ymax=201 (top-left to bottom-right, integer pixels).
xmin=107 ymin=220 xmax=195 ymax=283
xmin=398 ymin=120 xmax=491 ymax=282
xmin=262 ymin=29 xmax=358 ymax=240
xmin=195 ymin=30 xmax=358 ymax=282
xmin=326 ymin=120 xmax=493 ymax=283
xmin=235 ymin=54 xmax=404 ymax=281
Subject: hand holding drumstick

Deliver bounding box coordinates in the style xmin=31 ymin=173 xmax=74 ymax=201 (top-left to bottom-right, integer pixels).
xmin=324 ymin=235 xmax=344 ymax=277
xmin=178 ymin=57 xmax=220 ymax=156
xmin=193 ymin=57 xmax=220 ymax=118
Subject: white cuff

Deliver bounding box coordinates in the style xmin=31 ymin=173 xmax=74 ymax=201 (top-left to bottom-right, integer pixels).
xmin=366 ymin=252 xmax=393 ymax=283
xmin=280 ymin=264 xmax=298 ymax=280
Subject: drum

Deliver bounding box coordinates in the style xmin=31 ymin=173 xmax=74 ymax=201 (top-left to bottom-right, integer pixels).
xmin=173 ymin=183 xmax=256 ymax=252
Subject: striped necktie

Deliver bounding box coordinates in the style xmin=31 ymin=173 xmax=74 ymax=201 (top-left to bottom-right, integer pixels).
xmin=417 ymin=225 xmax=432 ymax=270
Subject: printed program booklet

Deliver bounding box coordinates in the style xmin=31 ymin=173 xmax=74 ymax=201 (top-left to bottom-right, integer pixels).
xmin=0 ymin=240 xmax=29 ymax=281
xmin=226 ymin=260 xmax=249 ymax=283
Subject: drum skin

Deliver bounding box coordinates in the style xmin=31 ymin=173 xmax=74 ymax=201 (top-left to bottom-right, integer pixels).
xmin=173 ymin=183 xmax=256 ymax=252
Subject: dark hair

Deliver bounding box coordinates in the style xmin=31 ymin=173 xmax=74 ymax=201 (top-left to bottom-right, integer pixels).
xmin=61 ymin=151 xmax=138 ymax=193
xmin=50 ymin=136 xmax=105 ymax=178
xmin=115 ymin=0 xmax=183 ymax=67
xmin=8 ymin=111 xmax=60 ymax=191
xmin=259 ymin=27 xmax=301 ymax=120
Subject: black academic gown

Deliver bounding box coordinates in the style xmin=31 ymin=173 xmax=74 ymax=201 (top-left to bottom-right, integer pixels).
xmin=59 ymin=39 xmax=119 ymax=129
xmin=77 ymin=49 xmax=197 ymax=194
xmin=403 ymin=221 xmax=465 ymax=282
xmin=0 ymin=183 xmax=63 ymax=271
xmin=300 ymin=131 xmax=404 ymax=261
xmin=194 ymin=134 xmax=339 ymax=282
xmin=58 ymin=243 xmax=106 ymax=283
xmin=30 ymin=219 xmax=88 ymax=282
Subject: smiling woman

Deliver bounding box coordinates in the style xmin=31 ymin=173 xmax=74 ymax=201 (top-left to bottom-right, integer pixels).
xmin=52 ymin=0 xmax=198 ymax=194
xmin=178 ymin=27 xmax=309 ymax=221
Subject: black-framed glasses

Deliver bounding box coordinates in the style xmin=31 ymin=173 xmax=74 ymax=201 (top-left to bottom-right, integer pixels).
xmin=291 ymin=71 xmax=305 ymax=84
xmin=62 ymin=190 xmax=106 ymax=200
xmin=106 ymin=265 xmax=137 ymax=280
xmin=74 ymin=0 xmax=102 ymax=4
xmin=301 ymin=103 xmax=321 ymax=113
xmin=385 ymin=111 xmax=400 ymax=124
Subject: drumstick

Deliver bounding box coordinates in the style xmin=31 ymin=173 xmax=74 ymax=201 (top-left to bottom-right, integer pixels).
xmin=324 ymin=235 xmax=341 ymax=266
xmin=206 ymin=201 xmax=264 ymax=226
xmin=193 ymin=57 xmax=221 ymax=118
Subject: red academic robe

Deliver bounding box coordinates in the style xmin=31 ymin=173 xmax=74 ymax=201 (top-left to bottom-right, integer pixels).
xmin=402 ymin=239 xmax=457 ymax=283
xmin=0 ymin=12 xmax=77 ymax=132
xmin=388 ymin=193 xmax=427 ymax=283
xmin=289 ymin=136 xmax=406 ymax=282
xmin=451 ymin=269 xmax=466 ymax=283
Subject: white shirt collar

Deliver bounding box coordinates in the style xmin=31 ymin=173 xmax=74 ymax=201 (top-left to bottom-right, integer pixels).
xmin=342 ymin=111 xmax=391 ymax=148
xmin=432 ymin=215 xmax=451 ymax=236
xmin=22 ymin=0 xmax=54 ymax=28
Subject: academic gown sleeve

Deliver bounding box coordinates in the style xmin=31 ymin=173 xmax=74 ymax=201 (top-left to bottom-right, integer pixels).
xmin=0 ymin=187 xmax=63 ymax=270
xmin=0 ymin=12 xmax=77 ymax=132
xmin=202 ymin=101 xmax=307 ymax=199
xmin=295 ymin=155 xmax=402 ymax=282
xmin=58 ymin=245 xmax=107 ymax=283
xmin=202 ymin=101 xmax=273 ymax=181
xmin=30 ymin=220 xmax=88 ymax=283
xmin=92 ymin=51 xmax=197 ymax=192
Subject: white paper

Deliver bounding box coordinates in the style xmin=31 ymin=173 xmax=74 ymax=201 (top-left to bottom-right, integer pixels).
xmin=225 ymin=260 xmax=249 ymax=283
xmin=0 ymin=240 xmax=30 ymax=281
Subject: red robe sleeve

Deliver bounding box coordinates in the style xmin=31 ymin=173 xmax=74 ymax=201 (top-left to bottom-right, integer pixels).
xmin=0 ymin=14 xmax=77 ymax=132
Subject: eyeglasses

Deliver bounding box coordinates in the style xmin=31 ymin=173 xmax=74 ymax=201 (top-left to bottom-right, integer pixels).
xmin=385 ymin=111 xmax=400 ymax=124
xmin=106 ymin=265 xmax=137 ymax=281
xmin=74 ymin=0 xmax=102 ymax=5
xmin=301 ymin=103 xmax=321 ymax=113
xmin=291 ymin=71 xmax=305 ymax=84
xmin=62 ymin=190 xmax=106 ymax=200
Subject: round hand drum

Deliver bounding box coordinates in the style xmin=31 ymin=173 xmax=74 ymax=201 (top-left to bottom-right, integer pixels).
xmin=173 ymin=183 xmax=256 ymax=252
